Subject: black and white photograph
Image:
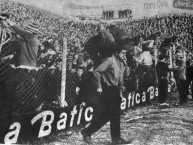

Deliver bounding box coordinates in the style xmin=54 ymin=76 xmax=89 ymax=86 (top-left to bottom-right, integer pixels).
xmin=0 ymin=0 xmax=193 ymax=144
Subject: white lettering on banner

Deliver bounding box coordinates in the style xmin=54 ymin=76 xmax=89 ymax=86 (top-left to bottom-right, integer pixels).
xmin=70 ymin=106 xmax=78 ymax=127
xmin=121 ymin=98 xmax=127 ymax=110
xmin=121 ymin=86 xmax=158 ymax=109
xmin=57 ymin=113 xmax=68 ymax=130
xmin=77 ymin=103 xmax=86 ymax=125
xmin=155 ymin=87 xmax=159 ymax=97
xmin=84 ymin=107 xmax=94 ymax=122
xmin=142 ymin=91 xmax=146 ymax=102
xmin=136 ymin=93 xmax=141 ymax=104
xmin=31 ymin=111 xmax=54 ymax=138
xmin=168 ymin=84 xmax=171 ymax=93
xmin=132 ymin=92 xmax=135 ymax=106
xmin=148 ymin=86 xmax=155 ymax=100
xmin=2 ymin=106 xmax=94 ymax=144
xmin=144 ymin=0 xmax=168 ymax=10
xmin=4 ymin=122 xmax=21 ymax=144
xmin=128 ymin=93 xmax=132 ymax=108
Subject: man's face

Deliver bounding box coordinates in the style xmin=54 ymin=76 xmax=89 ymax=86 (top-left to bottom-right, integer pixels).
xmin=77 ymin=58 xmax=84 ymax=65
xmin=139 ymin=37 xmax=143 ymax=43
xmin=155 ymin=37 xmax=160 ymax=44
xmin=77 ymin=69 xmax=83 ymax=77
xmin=117 ymin=50 xmax=127 ymax=60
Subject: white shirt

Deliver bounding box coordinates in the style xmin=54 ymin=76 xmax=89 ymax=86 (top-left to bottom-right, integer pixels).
xmin=138 ymin=51 xmax=153 ymax=65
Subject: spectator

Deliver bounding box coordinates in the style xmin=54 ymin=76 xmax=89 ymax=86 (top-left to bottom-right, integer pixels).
xmin=156 ymin=54 xmax=171 ymax=105
xmin=1 ymin=17 xmax=40 ymax=113
xmin=171 ymin=52 xmax=188 ymax=105
xmin=1 ymin=0 xmax=193 ymax=113
xmin=135 ymin=40 xmax=154 ymax=89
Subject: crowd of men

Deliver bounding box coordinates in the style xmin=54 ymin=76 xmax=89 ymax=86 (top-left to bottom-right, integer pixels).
xmin=0 ymin=0 xmax=192 ymax=117
xmin=0 ymin=1 xmax=193 ymax=144
xmin=2 ymin=1 xmax=193 ymax=71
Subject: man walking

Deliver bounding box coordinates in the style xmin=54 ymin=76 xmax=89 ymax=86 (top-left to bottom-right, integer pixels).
xmin=81 ymin=44 xmax=131 ymax=144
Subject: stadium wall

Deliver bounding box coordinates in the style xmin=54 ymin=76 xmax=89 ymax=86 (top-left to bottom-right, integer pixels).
xmin=11 ymin=0 xmax=193 ymax=19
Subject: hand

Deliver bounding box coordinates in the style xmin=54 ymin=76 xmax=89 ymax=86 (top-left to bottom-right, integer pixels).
xmin=80 ymin=102 xmax=86 ymax=108
xmin=1 ymin=54 xmax=14 ymax=63
xmin=76 ymin=87 xmax=80 ymax=95
xmin=97 ymin=88 xmax=102 ymax=95
xmin=122 ymin=86 xmax=126 ymax=93
xmin=168 ymin=65 xmax=172 ymax=69
xmin=170 ymin=78 xmax=175 ymax=83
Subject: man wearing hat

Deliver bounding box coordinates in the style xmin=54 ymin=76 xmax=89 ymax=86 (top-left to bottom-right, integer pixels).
xmin=1 ymin=16 xmax=41 ymax=113
xmin=171 ymin=52 xmax=188 ymax=105
xmin=81 ymin=31 xmax=131 ymax=144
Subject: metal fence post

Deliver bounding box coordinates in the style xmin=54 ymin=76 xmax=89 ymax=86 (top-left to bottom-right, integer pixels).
xmin=60 ymin=37 xmax=68 ymax=107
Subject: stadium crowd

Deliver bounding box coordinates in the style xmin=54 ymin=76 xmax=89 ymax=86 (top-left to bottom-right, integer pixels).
xmin=0 ymin=0 xmax=193 ymax=115
xmin=2 ymin=1 xmax=193 ymax=68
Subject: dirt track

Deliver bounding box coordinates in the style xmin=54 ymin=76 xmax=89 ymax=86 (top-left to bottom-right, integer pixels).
xmin=35 ymin=92 xmax=193 ymax=145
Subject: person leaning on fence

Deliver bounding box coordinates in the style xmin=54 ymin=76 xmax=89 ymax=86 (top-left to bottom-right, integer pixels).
xmin=0 ymin=16 xmax=41 ymax=114
xmin=81 ymin=36 xmax=132 ymax=144
xmin=156 ymin=53 xmax=171 ymax=105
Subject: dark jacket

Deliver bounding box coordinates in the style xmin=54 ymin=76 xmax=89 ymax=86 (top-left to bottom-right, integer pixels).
xmin=11 ymin=25 xmax=40 ymax=67
xmin=156 ymin=61 xmax=170 ymax=80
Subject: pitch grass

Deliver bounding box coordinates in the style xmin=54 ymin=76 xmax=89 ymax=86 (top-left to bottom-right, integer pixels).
xmin=29 ymin=92 xmax=193 ymax=145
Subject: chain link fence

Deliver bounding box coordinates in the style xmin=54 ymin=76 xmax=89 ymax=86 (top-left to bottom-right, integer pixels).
xmin=0 ymin=24 xmax=81 ymax=117
xmin=0 ymin=22 xmax=176 ymax=117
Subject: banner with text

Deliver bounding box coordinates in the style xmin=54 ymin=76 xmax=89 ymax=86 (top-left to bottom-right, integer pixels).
xmin=0 ymin=104 xmax=94 ymax=144
xmin=0 ymin=85 xmax=160 ymax=144
xmin=173 ymin=0 xmax=193 ymax=10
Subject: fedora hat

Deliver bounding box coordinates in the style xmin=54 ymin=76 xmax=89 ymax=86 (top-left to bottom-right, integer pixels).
xmin=85 ymin=30 xmax=116 ymax=53
xmin=26 ymin=23 xmax=41 ymax=34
